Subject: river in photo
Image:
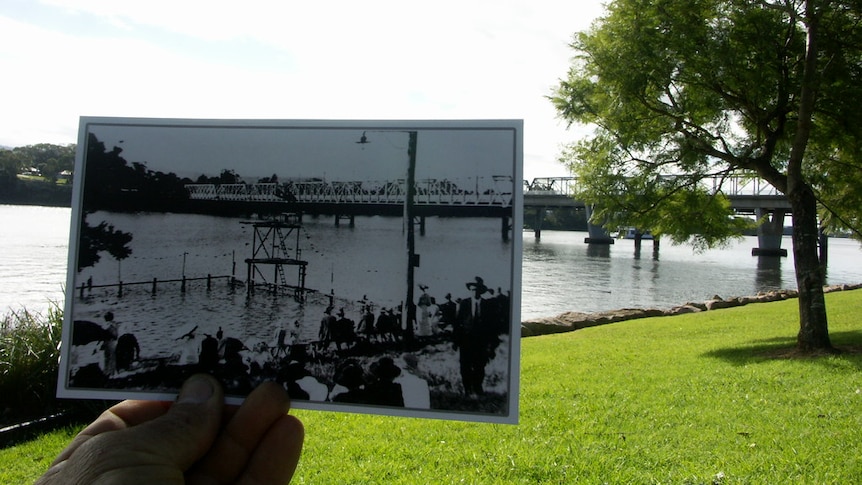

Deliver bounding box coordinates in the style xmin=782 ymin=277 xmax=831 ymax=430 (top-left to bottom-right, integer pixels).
xmin=3 ymin=204 xmax=862 ymax=320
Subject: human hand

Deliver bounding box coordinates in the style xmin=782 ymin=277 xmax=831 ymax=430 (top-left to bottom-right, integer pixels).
xmin=37 ymin=374 xmax=304 ymax=485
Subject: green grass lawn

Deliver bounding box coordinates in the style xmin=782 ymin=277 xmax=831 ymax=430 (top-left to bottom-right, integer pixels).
xmin=4 ymin=290 xmax=861 ymax=484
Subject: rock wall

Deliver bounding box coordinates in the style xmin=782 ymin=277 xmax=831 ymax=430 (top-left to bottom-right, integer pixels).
xmin=520 ymin=284 xmax=862 ymax=337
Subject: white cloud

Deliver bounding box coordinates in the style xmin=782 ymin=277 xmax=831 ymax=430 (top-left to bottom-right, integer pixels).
xmin=1 ymin=0 xmax=607 ymax=179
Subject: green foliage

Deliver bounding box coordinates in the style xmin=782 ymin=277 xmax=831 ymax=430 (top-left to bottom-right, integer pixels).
xmin=0 ymin=144 xmax=75 ymax=206
xmin=551 ymin=0 xmax=862 ymax=242
xmin=11 ymin=144 xmax=75 ymax=183
xmin=6 ymin=290 xmax=862 ymax=482
xmin=552 ymin=0 xmax=862 ymax=349
xmin=0 ymin=150 xmax=19 ymax=191
xmin=0 ymin=305 xmax=63 ymax=424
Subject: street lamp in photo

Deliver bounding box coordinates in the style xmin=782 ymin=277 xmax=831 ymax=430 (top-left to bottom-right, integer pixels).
xmin=357 ymin=130 xmax=418 ymax=341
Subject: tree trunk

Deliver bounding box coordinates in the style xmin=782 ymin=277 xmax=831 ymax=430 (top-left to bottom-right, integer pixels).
xmin=788 ymin=181 xmax=833 ymax=352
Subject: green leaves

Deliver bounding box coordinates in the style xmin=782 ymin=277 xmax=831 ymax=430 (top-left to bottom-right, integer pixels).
xmin=552 ymin=0 xmax=862 ymax=246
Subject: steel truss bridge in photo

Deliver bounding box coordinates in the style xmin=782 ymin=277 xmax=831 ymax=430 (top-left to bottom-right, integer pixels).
xmin=184 ymin=172 xmax=791 ymax=255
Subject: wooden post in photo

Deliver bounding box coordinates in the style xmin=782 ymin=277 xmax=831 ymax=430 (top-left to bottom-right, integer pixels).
xmin=404 ymin=131 xmax=418 ymax=342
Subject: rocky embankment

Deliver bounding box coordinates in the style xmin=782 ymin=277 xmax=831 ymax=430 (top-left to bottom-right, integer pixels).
xmin=521 ymin=283 xmax=862 ymax=337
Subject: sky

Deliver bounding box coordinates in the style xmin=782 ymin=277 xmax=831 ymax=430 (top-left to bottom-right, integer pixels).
xmin=85 ymin=119 xmax=520 ymax=183
xmin=0 ymin=0 xmax=608 ymax=181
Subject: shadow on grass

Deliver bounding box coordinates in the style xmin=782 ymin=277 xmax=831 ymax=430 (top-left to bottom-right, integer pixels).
xmin=703 ymin=330 xmax=862 ymax=369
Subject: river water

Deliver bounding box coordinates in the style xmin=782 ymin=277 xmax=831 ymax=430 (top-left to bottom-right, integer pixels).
xmin=3 ymin=204 xmax=862 ymax=320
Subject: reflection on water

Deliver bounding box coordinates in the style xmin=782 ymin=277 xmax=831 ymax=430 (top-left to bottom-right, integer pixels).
xmin=587 ymin=243 xmax=611 ymax=259
xmin=755 ymin=255 xmax=784 ymax=290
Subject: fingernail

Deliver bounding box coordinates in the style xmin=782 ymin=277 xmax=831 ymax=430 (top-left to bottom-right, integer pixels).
xmin=177 ymin=375 xmax=214 ymax=404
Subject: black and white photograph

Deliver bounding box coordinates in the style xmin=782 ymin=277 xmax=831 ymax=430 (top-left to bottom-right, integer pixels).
xmin=58 ymin=117 xmax=522 ymax=423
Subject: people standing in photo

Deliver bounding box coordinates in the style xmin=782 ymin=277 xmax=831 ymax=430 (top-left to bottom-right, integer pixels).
xmin=454 ymin=277 xmax=497 ymax=398
xmin=319 ymin=306 xmax=335 ymax=350
xmin=272 ymin=320 xmax=289 ymax=358
xmin=102 ymin=312 xmax=119 ymax=376
xmin=438 ymin=292 xmax=457 ymax=332
xmin=416 ymin=284 xmax=433 ymax=337
xmin=357 ymin=301 xmax=376 ymax=342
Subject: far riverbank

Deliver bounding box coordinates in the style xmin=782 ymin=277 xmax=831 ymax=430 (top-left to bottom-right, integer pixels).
xmin=0 ymin=179 xmax=71 ymax=207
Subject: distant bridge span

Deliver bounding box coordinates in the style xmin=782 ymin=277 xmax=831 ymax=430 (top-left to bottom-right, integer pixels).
xmin=184 ymin=174 xmax=791 ymax=254
xmin=523 ymin=175 xmax=790 ymax=213
xmin=522 ymin=175 xmax=791 ymax=255
xmin=185 ymin=173 xmax=789 ymax=212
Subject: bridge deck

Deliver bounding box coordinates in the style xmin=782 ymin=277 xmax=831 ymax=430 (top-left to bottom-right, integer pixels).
xmin=183 ymin=173 xmax=790 ymax=217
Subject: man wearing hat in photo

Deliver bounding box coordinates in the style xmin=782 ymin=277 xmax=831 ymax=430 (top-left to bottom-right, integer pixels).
xmin=454 ymin=276 xmax=497 ymax=398
xmin=318 ymin=306 xmax=336 ymax=351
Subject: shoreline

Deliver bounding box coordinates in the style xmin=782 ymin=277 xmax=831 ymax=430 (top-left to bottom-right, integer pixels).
xmin=520 ymin=283 xmax=862 ymax=337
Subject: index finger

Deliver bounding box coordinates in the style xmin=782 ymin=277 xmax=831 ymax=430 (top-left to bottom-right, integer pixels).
xmin=50 ymin=400 xmax=171 ymax=466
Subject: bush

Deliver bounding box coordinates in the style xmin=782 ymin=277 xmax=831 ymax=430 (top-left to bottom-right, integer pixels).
xmin=0 ymin=305 xmax=63 ymax=425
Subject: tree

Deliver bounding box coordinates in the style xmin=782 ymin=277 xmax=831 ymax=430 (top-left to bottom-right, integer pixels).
xmin=0 ymin=149 xmax=20 ymax=192
xmin=12 ymin=143 xmax=75 ymax=181
xmin=77 ymin=217 xmax=133 ymax=272
xmin=552 ymin=0 xmax=862 ymax=352
xmin=83 ymin=134 xmax=192 ymax=211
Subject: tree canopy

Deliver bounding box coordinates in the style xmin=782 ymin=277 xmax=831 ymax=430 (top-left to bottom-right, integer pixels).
xmin=77 ymin=219 xmax=133 ymax=272
xmin=552 ymin=0 xmax=862 ymax=351
xmin=83 ymin=134 xmax=193 ymax=212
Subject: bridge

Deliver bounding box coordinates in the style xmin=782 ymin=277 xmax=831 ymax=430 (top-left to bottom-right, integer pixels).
xmin=523 ymin=175 xmax=790 ymax=212
xmin=184 ymin=172 xmax=792 ymax=255
xmin=185 ymin=176 xmax=516 ymax=240
xmin=522 ymin=175 xmax=791 ymax=256
xmin=186 ymin=177 xmax=514 ymax=214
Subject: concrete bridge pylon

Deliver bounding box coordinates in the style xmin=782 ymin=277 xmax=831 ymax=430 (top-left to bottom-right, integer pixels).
xmin=584 ymin=205 xmax=615 ymax=245
xmin=752 ymin=208 xmax=788 ymax=257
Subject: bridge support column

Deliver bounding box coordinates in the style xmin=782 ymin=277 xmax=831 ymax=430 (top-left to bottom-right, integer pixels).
xmin=501 ymin=214 xmax=510 ymax=242
xmin=533 ymin=207 xmax=545 ymax=239
xmin=584 ymin=205 xmax=614 ymax=244
xmin=819 ymin=226 xmax=828 ymax=268
xmin=335 ymin=214 xmax=355 ymax=227
xmin=752 ymin=208 xmax=787 ymax=257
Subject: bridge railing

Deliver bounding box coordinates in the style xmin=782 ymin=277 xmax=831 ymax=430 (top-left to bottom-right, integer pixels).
xmin=524 ymin=177 xmax=580 ymax=197
xmin=186 ymin=175 xmax=514 ymax=207
xmin=522 ymin=173 xmax=782 ymax=198
xmin=709 ymin=174 xmax=782 ymax=197
xmin=185 ymin=173 xmax=782 ymax=207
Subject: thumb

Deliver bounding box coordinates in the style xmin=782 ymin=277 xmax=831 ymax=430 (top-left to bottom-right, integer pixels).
xmin=124 ymin=374 xmax=225 ymax=470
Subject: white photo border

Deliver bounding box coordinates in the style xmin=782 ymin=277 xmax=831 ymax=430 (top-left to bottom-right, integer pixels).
xmin=59 ymin=117 xmax=522 ymax=424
